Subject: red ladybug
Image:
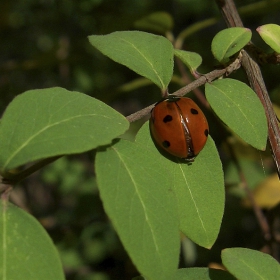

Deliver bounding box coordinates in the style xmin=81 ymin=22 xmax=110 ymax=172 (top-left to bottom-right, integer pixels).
xmin=149 ymin=96 xmax=209 ymax=161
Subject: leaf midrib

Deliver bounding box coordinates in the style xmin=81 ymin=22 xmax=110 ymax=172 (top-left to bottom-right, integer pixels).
xmin=119 ymin=37 xmax=165 ymax=88
xmin=3 ymin=113 xmax=99 ymax=169
xmin=179 ymin=164 xmax=208 ymax=242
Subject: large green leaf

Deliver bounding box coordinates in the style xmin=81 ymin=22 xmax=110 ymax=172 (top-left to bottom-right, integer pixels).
xmin=205 ymin=78 xmax=267 ymax=150
xmin=0 ymin=87 xmax=129 ymax=172
xmin=222 ymin=248 xmax=280 ymax=280
xmin=257 ymin=24 xmax=280 ymax=53
xmin=138 ymin=122 xmax=224 ymax=249
xmin=95 ymin=123 xmax=180 ymax=280
xmin=137 ymin=123 xmax=224 ymax=249
xmin=96 ymin=121 xmax=224 ymax=279
xmin=174 ymin=136 xmax=224 ymax=249
xmin=211 ymin=27 xmax=251 ymax=62
xmin=88 ymin=31 xmax=174 ymax=89
xmin=0 ymin=201 xmax=65 ymax=280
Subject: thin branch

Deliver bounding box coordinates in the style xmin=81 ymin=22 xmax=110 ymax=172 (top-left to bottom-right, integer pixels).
xmin=2 ymin=156 xmax=61 ymax=185
xmin=0 ymin=180 xmax=12 ymax=202
xmin=215 ymin=0 xmax=280 ymax=177
xmin=126 ymin=59 xmax=241 ymax=122
xmin=174 ymin=57 xmax=209 ymax=108
xmin=215 ymin=0 xmax=280 ymax=254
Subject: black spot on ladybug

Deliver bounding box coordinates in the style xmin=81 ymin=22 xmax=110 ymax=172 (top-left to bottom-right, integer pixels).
xmin=204 ymin=129 xmax=209 ymax=137
xmin=162 ymin=140 xmax=170 ymax=148
xmin=163 ymin=115 xmax=173 ymax=123
xmin=190 ymin=108 xmax=198 ymax=115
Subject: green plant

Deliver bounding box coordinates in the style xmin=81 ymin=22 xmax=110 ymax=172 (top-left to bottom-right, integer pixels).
xmin=1 ymin=0 xmax=280 ymax=279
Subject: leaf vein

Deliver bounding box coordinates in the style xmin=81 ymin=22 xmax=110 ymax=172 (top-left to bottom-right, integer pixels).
xmin=119 ymin=38 xmax=164 ymax=88
xmin=3 ymin=113 xmax=99 ymax=169
xmin=179 ymin=164 xmax=208 ymax=237
xmin=114 ymin=149 xmax=160 ymax=253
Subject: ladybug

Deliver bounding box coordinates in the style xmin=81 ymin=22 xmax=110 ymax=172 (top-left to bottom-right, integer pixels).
xmin=149 ymin=96 xmax=209 ymax=161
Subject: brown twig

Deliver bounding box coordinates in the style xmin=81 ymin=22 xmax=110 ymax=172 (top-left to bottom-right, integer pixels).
xmin=215 ymin=0 xmax=280 ymax=177
xmin=174 ymin=57 xmax=209 ymax=108
xmin=2 ymin=156 xmax=61 ymax=185
xmin=215 ymin=0 xmax=280 ymax=252
xmin=126 ymin=60 xmax=241 ymax=122
xmin=0 ymin=179 xmax=12 ymax=202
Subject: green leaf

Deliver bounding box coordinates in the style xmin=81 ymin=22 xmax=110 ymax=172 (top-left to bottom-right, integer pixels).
xmin=174 ymin=136 xmax=224 ymax=248
xmin=173 ymin=268 xmax=236 ymax=280
xmin=134 ymin=11 xmax=174 ymax=34
xmin=138 ymin=122 xmax=224 ymax=249
xmin=222 ymin=248 xmax=280 ymax=280
xmin=205 ymin=78 xmax=267 ymax=150
xmin=0 ymin=201 xmax=65 ymax=280
xmin=174 ymin=49 xmax=202 ymax=73
xmin=211 ymin=27 xmax=252 ymax=62
xmin=88 ymin=31 xmax=174 ymax=89
xmin=257 ymin=24 xmax=280 ymax=53
xmin=95 ymin=123 xmax=180 ymax=280
xmin=0 ymin=87 xmax=129 ymax=172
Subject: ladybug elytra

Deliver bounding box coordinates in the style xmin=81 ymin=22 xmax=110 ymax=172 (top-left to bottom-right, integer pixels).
xmin=149 ymin=96 xmax=209 ymax=161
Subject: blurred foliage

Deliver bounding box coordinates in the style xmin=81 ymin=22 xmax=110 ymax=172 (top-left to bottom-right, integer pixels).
xmin=1 ymin=0 xmax=280 ymax=279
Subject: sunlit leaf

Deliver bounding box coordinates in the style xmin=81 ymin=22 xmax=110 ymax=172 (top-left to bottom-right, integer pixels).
xmin=257 ymin=24 xmax=280 ymax=53
xmin=0 ymin=87 xmax=129 ymax=171
xmin=222 ymin=248 xmax=280 ymax=280
xmin=173 ymin=137 xmax=224 ymax=249
xmin=88 ymin=31 xmax=174 ymax=89
xmin=138 ymin=123 xmax=224 ymax=249
xmin=95 ymin=123 xmax=180 ymax=280
xmin=205 ymin=78 xmax=267 ymax=150
xmin=0 ymin=201 xmax=65 ymax=280
xmin=212 ymin=27 xmax=251 ymax=62
xmin=174 ymin=49 xmax=202 ymax=73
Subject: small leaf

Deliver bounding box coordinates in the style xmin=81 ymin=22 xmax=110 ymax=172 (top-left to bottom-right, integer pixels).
xmin=95 ymin=123 xmax=180 ymax=280
xmin=88 ymin=31 xmax=174 ymax=89
xmin=134 ymin=11 xmax=174 ymax=34
xmin=222 ymin=248 xmax=280 ymax=280
xmin=212 ymin=27 xmax=252 ymax=62
xmin=205 ymin=78 xmax=267 ymax=150
xmin=0 ymin=87 xmax=129 ymax=171
xmin=174 ymin=49 xmax=202 ymax=73
xmin=173 ymin=268 xmax=236 ymax=280
xmin=257 ymin=24 xmax=280 ymax=53
xmin=0 ymin=201 xmax=65 ymax=280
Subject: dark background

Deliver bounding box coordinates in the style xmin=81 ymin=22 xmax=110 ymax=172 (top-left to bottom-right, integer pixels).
xmin=1 ymin=0 xmax=280 ymax=279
